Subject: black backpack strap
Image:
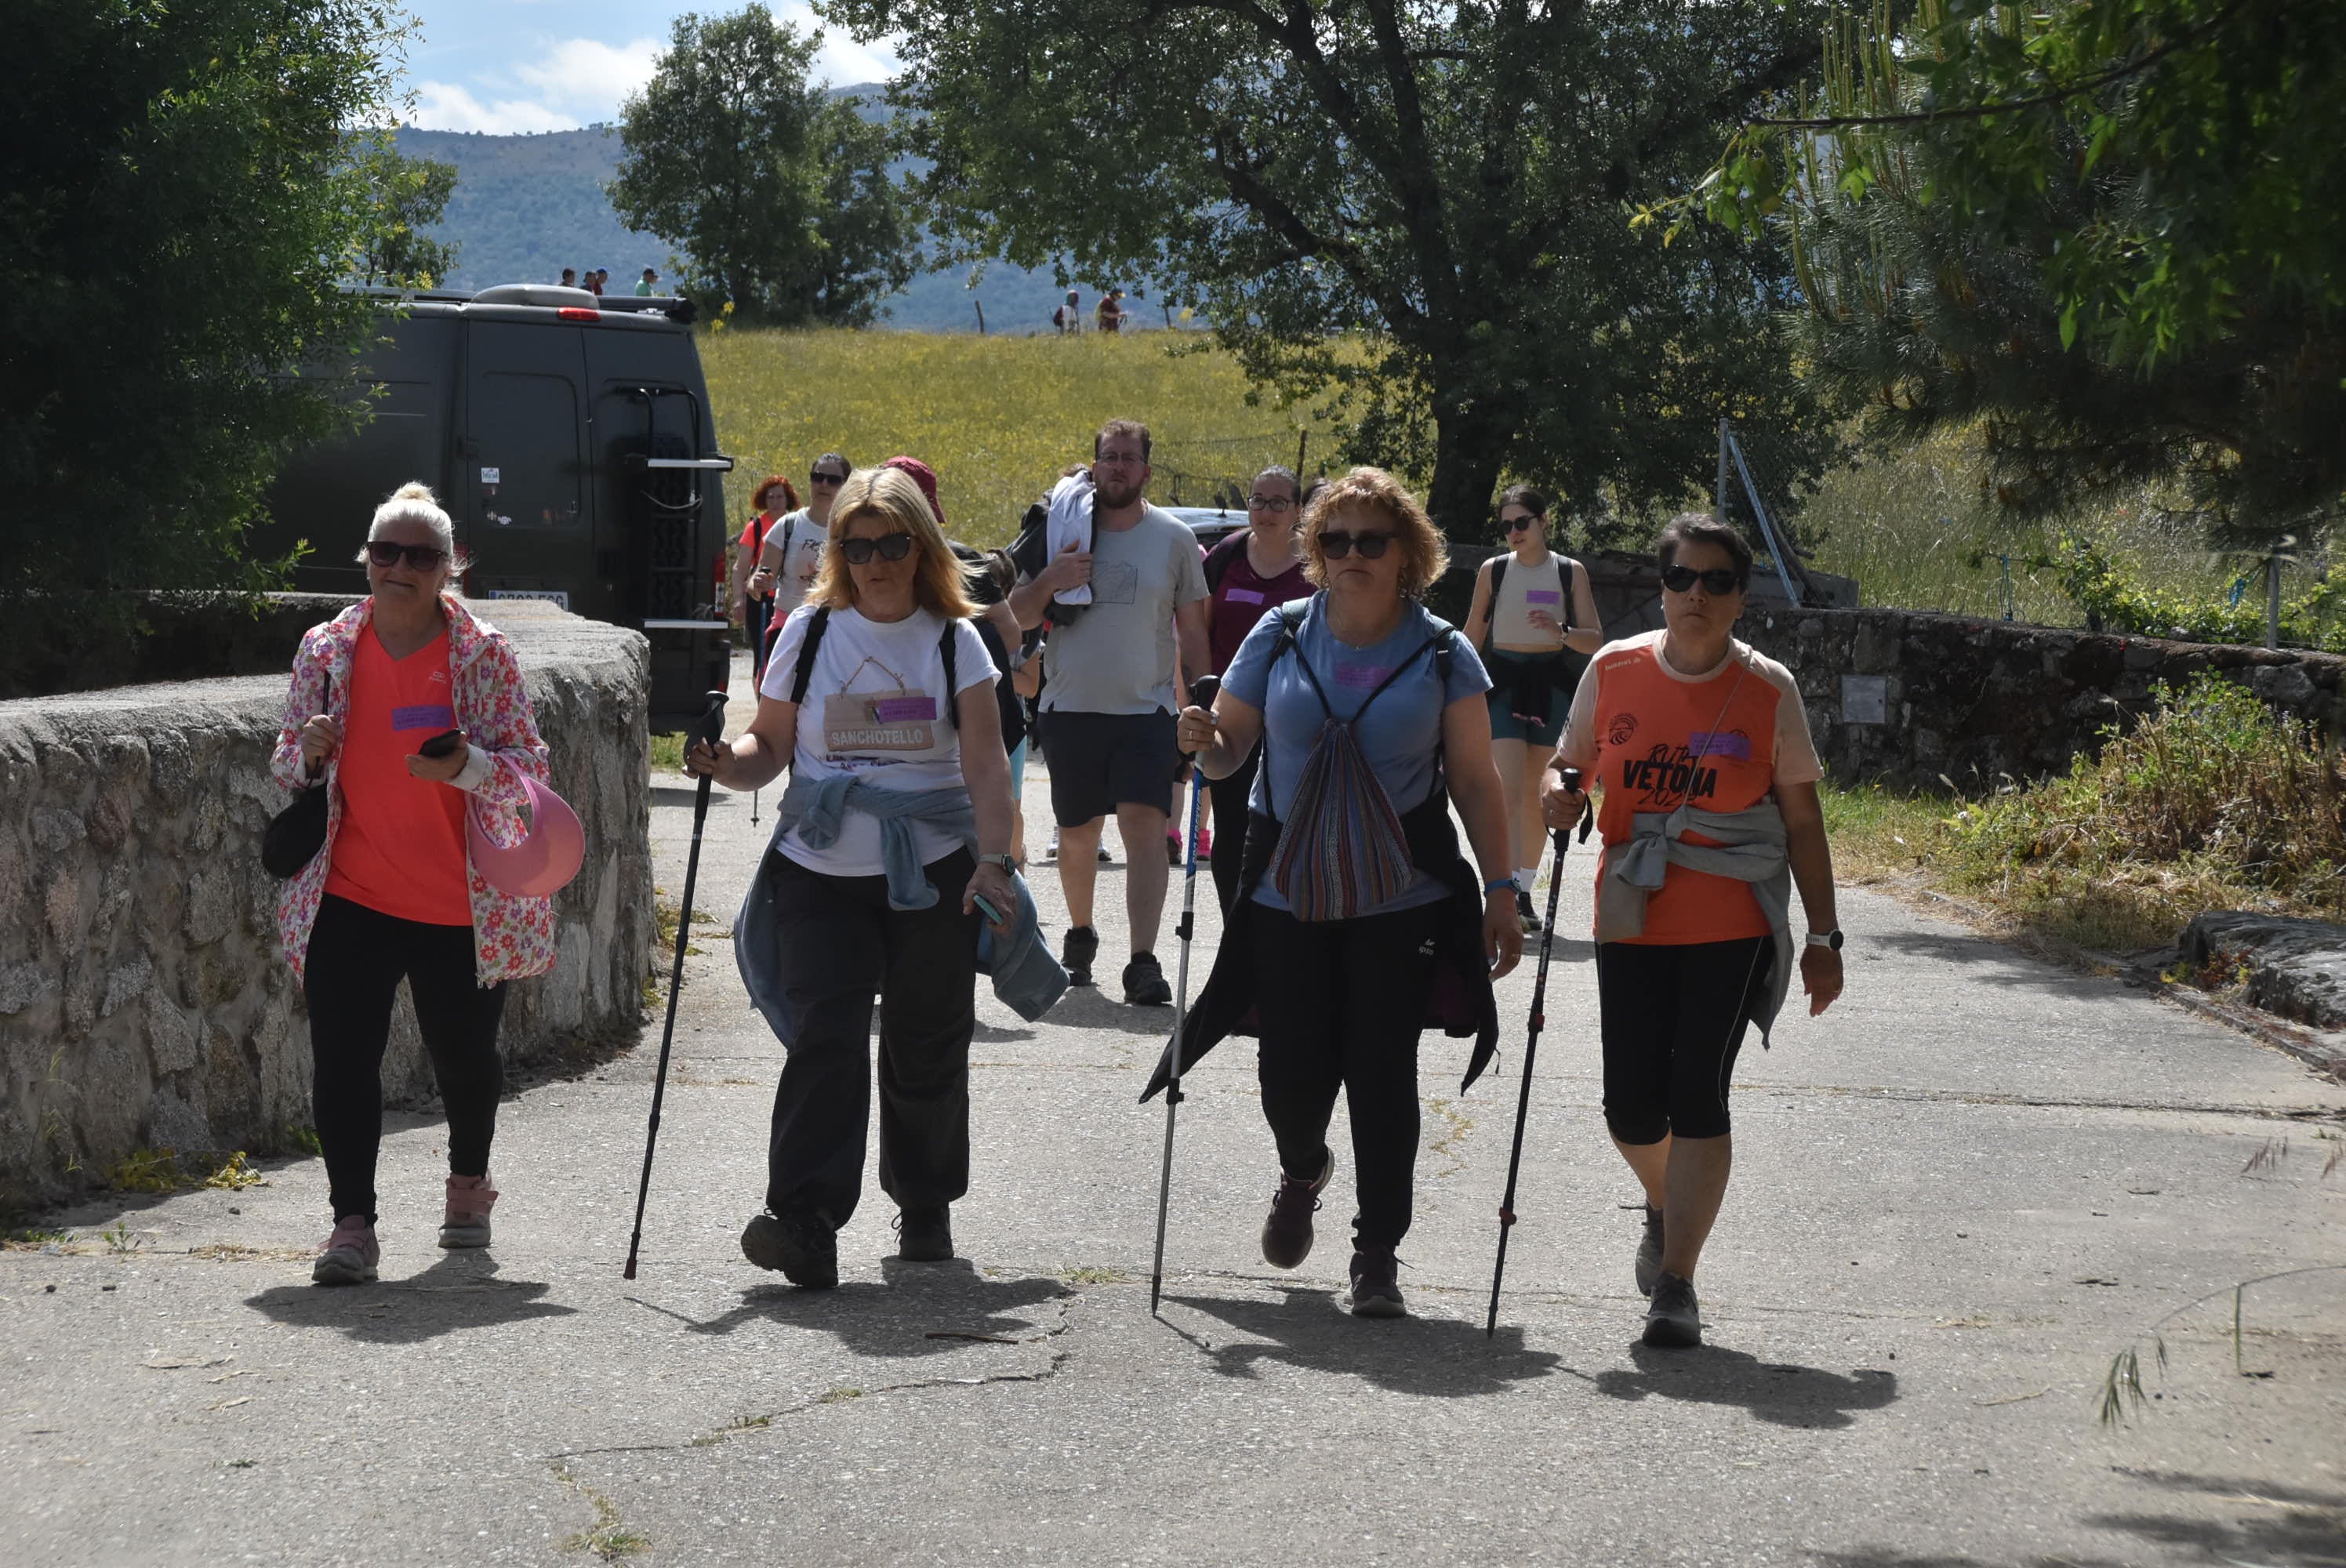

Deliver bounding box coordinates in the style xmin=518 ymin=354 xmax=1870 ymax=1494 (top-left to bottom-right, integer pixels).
xmin=1203 ymin=530 xmax=1247 ymax=596
xmin=939 ymin=620 xmax=961 ymax=729
xmin=788 ymin=605 xmax=832 ymax=706
xmin=1480 ymin=554 xmax=1507 ymax=648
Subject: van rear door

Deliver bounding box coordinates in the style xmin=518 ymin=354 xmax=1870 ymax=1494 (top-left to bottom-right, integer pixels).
xmin=459 ymin=319 xmax=596 ymax=615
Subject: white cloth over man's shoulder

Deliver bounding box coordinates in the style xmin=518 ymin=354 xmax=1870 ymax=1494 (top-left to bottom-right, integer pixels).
xmin=1044 ymin=473 xmax=1094 ymax=607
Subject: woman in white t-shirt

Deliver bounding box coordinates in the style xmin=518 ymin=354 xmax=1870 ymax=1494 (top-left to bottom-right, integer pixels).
xmin=685 ymin=466 xmax=1016 ymax=1290
xmin=748 ymin=451 xmax=851 ymax=634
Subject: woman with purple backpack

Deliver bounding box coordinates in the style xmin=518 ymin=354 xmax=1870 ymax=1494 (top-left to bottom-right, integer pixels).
xmin=1166 ymin=466 xmax=1522 ymax=1318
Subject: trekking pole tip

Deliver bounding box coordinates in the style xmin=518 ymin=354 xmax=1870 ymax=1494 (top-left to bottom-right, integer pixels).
xmin=623 ymin=1258 xmax=637 ymax=1280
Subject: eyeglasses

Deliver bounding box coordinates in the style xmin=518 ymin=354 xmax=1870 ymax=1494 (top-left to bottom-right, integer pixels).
xmin=1320 ymin=531 xmax=1393 ymax=560
xmin=809 ymin=470 xmax=848 ymax=486
xmin=1247 ymin=495 xmax=1295 ymax=513
xmin=365 ymin=540 xmax=448 ymax=571
xmin=1095 ymin=450 xmax=1148 ymax=467
xmin=837 ymin=532 xmax=915 ymax=565
xmin=1661 ymin=564 xmax=1743 ymax=595
xmin=1502 ymin=514 xmax=1540 ymax=532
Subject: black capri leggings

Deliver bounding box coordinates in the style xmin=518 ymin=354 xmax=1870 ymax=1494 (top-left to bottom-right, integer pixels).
xmin=1594 ymin=935 xmax=1773 ymax=1144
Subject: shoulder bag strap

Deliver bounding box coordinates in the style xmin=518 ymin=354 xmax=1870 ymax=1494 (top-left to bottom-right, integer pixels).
xmin=788 ymin=605 xmax=832 ymax=706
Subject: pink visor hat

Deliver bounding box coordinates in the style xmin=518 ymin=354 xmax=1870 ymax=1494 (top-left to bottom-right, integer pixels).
xmin=467 ymin=775 xmax=585 ymax=898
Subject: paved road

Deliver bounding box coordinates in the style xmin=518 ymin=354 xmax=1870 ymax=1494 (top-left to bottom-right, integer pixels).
xmin=5 ymin=661 xmax=2342 ymax=1567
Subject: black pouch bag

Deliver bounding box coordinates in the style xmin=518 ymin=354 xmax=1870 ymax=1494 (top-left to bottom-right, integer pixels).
xmin=262 ymin=677 xmax=331 ymax=878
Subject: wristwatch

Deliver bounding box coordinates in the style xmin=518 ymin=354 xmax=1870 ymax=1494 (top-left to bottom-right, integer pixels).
xmin=1805 ymin=929 xmax=1843 ymax=951
xmin=976 ymin=853 xmax=1017 ymax=873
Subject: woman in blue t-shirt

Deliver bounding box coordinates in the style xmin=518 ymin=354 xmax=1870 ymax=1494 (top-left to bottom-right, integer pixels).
xmin=1175 ymin=466 xmax=1522 ymax=1318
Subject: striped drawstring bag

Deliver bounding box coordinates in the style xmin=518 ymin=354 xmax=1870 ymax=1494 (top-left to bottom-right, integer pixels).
xmin=1266 ymin=711 xmax=1415 ymax=921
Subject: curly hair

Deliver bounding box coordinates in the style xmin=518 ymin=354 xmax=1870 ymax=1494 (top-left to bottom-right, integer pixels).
xmin=1299 ymin=466 xmax=1449 ymax=598
xmin=752 ymin=474 xmax=800 ymax=514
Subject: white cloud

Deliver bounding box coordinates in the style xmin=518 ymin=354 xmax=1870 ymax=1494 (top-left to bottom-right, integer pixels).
xmin=510 ymin=37 xmax=664 ymax=116
xmin=409 ymin=81 xmax=575 ymax=135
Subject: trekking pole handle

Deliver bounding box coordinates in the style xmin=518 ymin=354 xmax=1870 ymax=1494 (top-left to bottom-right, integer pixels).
xmin=694 ymin=689 xmax=728 ymax=752
xmin=1552 ymin=766 xmax=1584 ymax=852
xmin=1178 ymin=675 xmax=1221 ymax=760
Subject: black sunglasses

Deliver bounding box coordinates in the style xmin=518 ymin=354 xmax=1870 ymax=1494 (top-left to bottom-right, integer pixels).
xmin=1320 ymin=530 xmax=1393 ymax=560
xmin=1661 ymin=564 xmax=1743 ymax=595
xmin=810 ymin=469 xmax=848 ymax=485
xmin=837 ymin=532 xmax=915 ymax=565
xmin=365 ymin=539 xmax=448 ymax=571
xmin=1502 ymin=514 xmax=1540 ymax=532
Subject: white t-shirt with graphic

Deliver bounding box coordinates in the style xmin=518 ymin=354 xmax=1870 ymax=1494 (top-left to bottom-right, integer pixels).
xmin=761 ymin=509 xmax=828 ymax=615
xmin=761 ymin=603 xmax=998 ymax=878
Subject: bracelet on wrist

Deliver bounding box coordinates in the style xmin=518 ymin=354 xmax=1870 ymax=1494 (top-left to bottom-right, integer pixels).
xmin=1483 ymin=877 xmax=1517 ymax=896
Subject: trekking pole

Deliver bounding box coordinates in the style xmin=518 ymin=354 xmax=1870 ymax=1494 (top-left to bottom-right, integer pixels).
xmin=1486 ymin=767 xmax=1582 ymax=1336
xmin=1149 ymin=673 xmax=1220 ymax=1316
xmin=623 ymin=691 xmax=731 ymax=1279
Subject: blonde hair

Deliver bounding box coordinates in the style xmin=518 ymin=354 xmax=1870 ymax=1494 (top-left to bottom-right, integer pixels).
xmin=808 ymin=466 xmax=978 ymax=619
xmin=355 ymin=481 xmax=463 ymax=569
xmin=1300 ymin=466 xmax=1449 ymax=597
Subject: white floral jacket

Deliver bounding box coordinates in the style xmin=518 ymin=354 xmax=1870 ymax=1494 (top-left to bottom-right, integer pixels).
xmin=271 ymin=597 xmax=558 ymax=987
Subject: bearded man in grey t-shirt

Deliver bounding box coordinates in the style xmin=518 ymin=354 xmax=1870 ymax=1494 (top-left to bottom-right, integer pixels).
xmin=1008 ymin=419 xmax=1211 ymax=1005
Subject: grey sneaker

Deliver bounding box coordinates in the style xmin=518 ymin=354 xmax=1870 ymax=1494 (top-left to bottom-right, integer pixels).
xmin=1643 ymin=1271 xmax=1701 ymax=1348
xmin=1122 ymin=952 xmax=1171 ymax=1006
xmin=1634 ymin=1203 xmax=1665 ymax=1296
xmin=1348 ymin=1250 xmax=1407 ymax=1318
xmin=311 ymin=1215 xmax=380 ymax=1287
xmin=438 ymin=1172 xmax=497 ymax=1249
xmin=1061 ymin=924 xmax=1099 ymax=986
xmin=892 ymin=1205 xmax=953 ymax=1262
xmin=741 ymin=1210 xmax=838 ymax=1289
xmin=1259 ymin=1149 xmax=1334 ymax=1269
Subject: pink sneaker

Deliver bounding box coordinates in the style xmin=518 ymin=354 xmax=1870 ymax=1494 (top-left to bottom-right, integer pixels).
xmin=439 ymin=1172 xmax=498 ymax=1249
xmin=1195 ymin=826 xmax=1214 ymax=858
xmin=311 ymin=1215 xmax=380 ymax=1286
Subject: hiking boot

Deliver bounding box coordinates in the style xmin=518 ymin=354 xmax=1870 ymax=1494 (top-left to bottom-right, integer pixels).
xmin=1061 ymin=924 xmax=1099 ymax=986
xmin=1259 ymin=1149 xmax=1334 ymax=1269
xmin=1516 ymin=888 xmax=1542 ymax=934
xmin=1643 ymin=1271 xmax=1701 ymax=1348
xmin=1123 ymin=952 xmax=1171 ymax=1006
xmin=311 ymin=1215 xmax=380 ymax=1287
xmin=1348 ymin=1250 xmax=1407 ymax=1318
xmin=438 ymin=1172 xmax=498 ymax=1249
xmin=892 ymin=1205 xmax=954 ymax=1262
xmin=1634 ymin=1203 xmax=1665 ymax=1296
xmin=740 ymin=1209 xmax=838 ymax=1289
xmin=1165 ymin=830 xmax=1182 ymax=866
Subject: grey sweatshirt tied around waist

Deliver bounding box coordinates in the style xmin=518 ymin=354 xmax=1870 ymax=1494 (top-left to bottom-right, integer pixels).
xmin=1596 ymin=796 xmax=1796 ymax=1044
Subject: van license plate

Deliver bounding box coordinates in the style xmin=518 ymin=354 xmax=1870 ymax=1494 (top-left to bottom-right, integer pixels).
xmin=489 ymin=590 xmax=569 ymax=608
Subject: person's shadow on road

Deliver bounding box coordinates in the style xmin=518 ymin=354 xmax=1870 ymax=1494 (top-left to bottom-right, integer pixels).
xmin=1590 ymin=1342 xmax=1899 ymax=1428
xmin=1164 ymin=1286 xmax=1563 ymax=1396
xmin=658 ymin=1260 xmax=1072 ymax=1361
xmin=244 ymin=1250 xmax=577 ymax=1345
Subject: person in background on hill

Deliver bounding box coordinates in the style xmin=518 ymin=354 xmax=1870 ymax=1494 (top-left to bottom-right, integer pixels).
xmin=1053 ymin=289 xmax=1082 ymax=334
xmin=735 ymin=475 xmax=801 ymax=684
xmin=687 ymin=466 xmax=1019 ymax=1287
xmin=750 ymin=452 xmax=850 ymax=650
xmin=560 ymin=268 xmax=576 ymax=289
xmin=1095 ymin=289 xmax=1128 ymax=333
xmin=1464 ymin=485 xmax=1603 ymax=934
xmin=636 ymin=268 xmax=658 ymax=296
xmin=270 ymin=482 xmax=558 ymax=1287
xmin=1009 ymin=420 xmax=1211 ymax=1004
xmin=1541 ymin=510 xmax=1844 ymax=1349
xmin=1173 ymin=466 xmax=1519 ymax=1318
xmin=1197 ymin=466 xmax=1312 ymax=913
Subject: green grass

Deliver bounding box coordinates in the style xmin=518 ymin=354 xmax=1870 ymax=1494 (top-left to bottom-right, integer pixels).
xmin=648 ymin=731 xmax=685 ymax=773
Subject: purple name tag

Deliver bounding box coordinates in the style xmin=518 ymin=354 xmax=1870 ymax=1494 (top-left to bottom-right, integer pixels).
xmin=391 ymin=703 xmax=456 ymax=732
xmin=1224 ymin=587 xmax=1266 ymax=605
xmin=870 ymin=696 xmax=938 ymax=722
xmin=1524 ymin=589 xmax=1561 ymax=605
xmin=1335 ymin=663 xmax=1396 ymax=691
xmin=1690 ymin=730 xmax=1752 ymax=761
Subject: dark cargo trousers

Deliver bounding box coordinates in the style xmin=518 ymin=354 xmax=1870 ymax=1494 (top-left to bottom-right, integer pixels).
xmin=763 ymin=848 xmax=980 ymax=1227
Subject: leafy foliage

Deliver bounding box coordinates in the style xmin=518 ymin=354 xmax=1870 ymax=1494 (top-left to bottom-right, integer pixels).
xmin=610 ymin=7 xmax=917 ymax=326
xmin=0 ymin=0 xmax=405 ymax=689
xmin=1701 ymin=0 xmax=2346 ymax=546
xmin=824 ymin=0 xmax=1850 ymax=541
xmin=2055 ymin=537 xmax=2346 ymax=652
xmin=347 ymin=136 xmax=459 ymax=288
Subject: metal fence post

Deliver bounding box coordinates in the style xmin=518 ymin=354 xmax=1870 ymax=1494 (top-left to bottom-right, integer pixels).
xmin=1716 ymin=417 xmax=1730 ymax=524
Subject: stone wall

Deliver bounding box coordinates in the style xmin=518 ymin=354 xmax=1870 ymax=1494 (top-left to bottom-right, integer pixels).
xmin=0 ymin=598 xmax=653 ymax=1203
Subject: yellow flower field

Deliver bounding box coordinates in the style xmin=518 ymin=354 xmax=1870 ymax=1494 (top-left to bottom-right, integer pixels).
xmin=701 ymin=328 xmax=1346 ymax=545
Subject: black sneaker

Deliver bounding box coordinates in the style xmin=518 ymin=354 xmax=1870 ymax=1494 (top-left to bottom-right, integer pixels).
xmin=1643 ymin=1270 xmax=1701 ymax=1348
xmin=1634 ymin=1203 xmax=1665 ymax=1297
xmin=1348 ymin=1250 xmax=1407 ymax=1318
xmin=1259 ymin=1149 xmax=1334 ymax=1269
xmin=740 ymin=1210 xmax=837 ymax=1289
xmin=1061 ymin=924 xmax=1099 ymax=986
xmin=1516 ymin=888 xmax=1542 ymax=934
xmin=1123 ymin=952 xmax=1171 ymax=1006
xmin=892 ymin=1205 xmax=953 ymax=1262
xmin=1164 ymin=833 xmax=1182 ymax=866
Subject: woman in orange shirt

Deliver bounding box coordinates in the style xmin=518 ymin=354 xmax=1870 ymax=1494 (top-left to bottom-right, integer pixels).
xmin=1542 ymin=513 xmax=1844 ymax=1348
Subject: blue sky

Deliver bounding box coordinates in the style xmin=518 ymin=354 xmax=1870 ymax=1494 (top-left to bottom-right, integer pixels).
xmin=394 ymin=0 xmax=899 ymax=133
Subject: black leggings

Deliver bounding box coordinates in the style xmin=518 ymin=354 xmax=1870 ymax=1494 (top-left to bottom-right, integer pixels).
xmin=1251 ymin=900 xmax=1440 ymax=1254
xmin=303 ymin=894 xmax=507 ymax=1222
xmin=1594 ymin=936 xmax=1772 ymax=1144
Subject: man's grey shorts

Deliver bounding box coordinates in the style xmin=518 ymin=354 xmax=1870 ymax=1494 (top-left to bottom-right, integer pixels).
xmin=1037 ymin=710 xmax=1182 ymax=826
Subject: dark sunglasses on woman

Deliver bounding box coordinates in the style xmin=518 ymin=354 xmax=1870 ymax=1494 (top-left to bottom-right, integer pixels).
xmin=1502 ymin=514 xmax=1540 ymax=532
xmin=364 ymin=540 xmax=448 ymax=570
xmin=1320 ymin=531 xmax=1393 ymax=560
xmin=837 ymin=532 xmax=915 ymax=565
xmin=810 ymin=469 xmax=848 ymax=486
xmin=1661 ymin=564 xmax=1742 ymax=595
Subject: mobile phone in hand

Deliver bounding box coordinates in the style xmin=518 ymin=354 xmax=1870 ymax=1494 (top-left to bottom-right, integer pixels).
xmin=971 ymin=892 xmax=1005 ymax=926
xmin=418 ymin=728 xmax=465 ymax=760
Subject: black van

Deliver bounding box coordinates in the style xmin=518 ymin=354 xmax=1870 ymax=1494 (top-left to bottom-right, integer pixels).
xmin=257 ymin=283 xmax=735 ymax=731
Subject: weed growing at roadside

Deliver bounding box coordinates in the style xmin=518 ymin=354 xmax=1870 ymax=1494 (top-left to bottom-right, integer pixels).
xmin=100 ymin=1220 xmax=140 ymax=1255
xmin=103 ymin=1146 xmax=183 ymax=1193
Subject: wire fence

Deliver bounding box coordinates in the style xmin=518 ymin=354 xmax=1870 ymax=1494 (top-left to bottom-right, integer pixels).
xmin=1149 ymin=430 xmax=1324 ymax=509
